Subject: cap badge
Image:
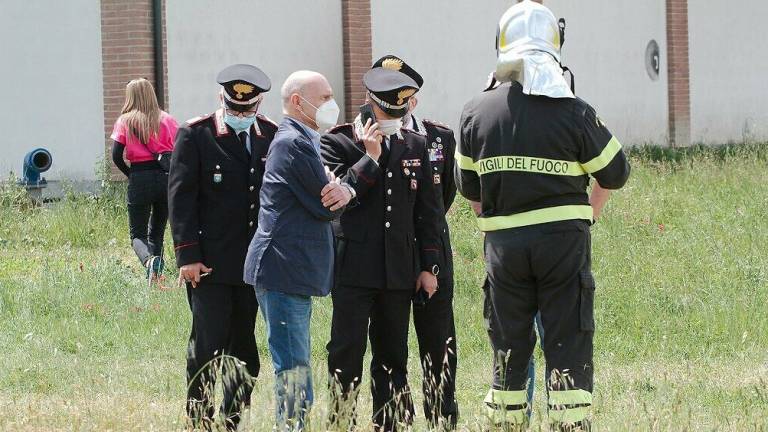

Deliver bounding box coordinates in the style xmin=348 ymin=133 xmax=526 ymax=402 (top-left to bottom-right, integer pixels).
xmin=397 ymin=88 xmax=416 ymax=105
xmin=233 ymin=83 xmax=255 ymax=99
xmin=382 ymin=58 xmax=403 ymax=71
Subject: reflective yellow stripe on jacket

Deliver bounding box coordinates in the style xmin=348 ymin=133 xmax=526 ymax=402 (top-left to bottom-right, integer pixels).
xmin=477 ymin=205 xmax=593 ymax=231
xmin=455 ymin=137 xmax=621 ymax=231
xmin=456 ymin=136 xmax=622 ymax=176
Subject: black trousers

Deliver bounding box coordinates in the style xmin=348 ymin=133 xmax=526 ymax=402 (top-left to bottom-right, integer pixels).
xmin=412 ymin=275 xmax=458 ymax=428
xmin=327 ymin=284 xmax=413 ymax=431
xmin=127 ymin=169 xmax=168 ymax=266
xmin=483 ymin=220 xmax=594 ymax=425
xmin=186 ymin=281 xmax=260 ymax=429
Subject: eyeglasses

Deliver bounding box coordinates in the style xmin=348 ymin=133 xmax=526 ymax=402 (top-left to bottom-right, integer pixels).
xmin=224 ymin=95 xmax=263 ymax=118
xmin=225 ymin=109 xmax=258 ymax=118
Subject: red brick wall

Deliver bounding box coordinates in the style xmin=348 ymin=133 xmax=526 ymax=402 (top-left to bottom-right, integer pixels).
xmin=341 ymin=0 xmax=372 ymax=122
xmin=159 ymin=1 xmax=168 ymax=110
xmin=666 ymin=0 xmax=691 ymax=147
xmin=100 ymin=0 xmax=167 ymax=179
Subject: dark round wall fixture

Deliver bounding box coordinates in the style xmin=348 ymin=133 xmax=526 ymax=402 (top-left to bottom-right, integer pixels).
xmin=645 ymin=39 xmax=660 ymax=81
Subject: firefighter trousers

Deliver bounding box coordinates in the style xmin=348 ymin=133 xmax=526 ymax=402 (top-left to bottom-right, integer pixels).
xmin=482 ymin=219 xmax=595 ymax=427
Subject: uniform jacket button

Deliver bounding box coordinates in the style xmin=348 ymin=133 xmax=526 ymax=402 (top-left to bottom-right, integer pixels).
xmin=387 ymin=189 xmax=392 ymax=195
xmin=250 ymin=204 xmax=255 ymax=209
xmin=250 ymin=168 xmax=255 ymax=174
xmin=249 ymin=221 xmax=254 ymax=227
xmin=249 ymin=186 xmax=255 ymax=191
xmin=387 ymin=172 xmax=393 ymax=178
xmin=385 ymin=222 xmax=391 ymax=228
xmin=387 ymin=205 xmax=392 ymax=212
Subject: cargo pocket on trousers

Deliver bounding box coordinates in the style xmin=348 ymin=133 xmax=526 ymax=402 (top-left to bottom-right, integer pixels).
xmin=579 ymin=270 xmax=596 ymax=331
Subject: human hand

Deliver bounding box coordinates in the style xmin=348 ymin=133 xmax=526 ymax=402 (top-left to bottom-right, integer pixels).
xmin=361 ymin=118 xmax=383 ymax=160
xmin=178 ymin=262 xmax=212 ymax=288
xmin=321 ymin=180 xmax=352 ymax=211
xmin=415 ymin=271 xmax=438 ymax=299
xmin=589 ymin=183 xmax=612 ymax=222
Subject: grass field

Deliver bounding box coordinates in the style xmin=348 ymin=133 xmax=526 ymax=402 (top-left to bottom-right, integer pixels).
xmin=1 ymin=146 xmax=767 ymax=431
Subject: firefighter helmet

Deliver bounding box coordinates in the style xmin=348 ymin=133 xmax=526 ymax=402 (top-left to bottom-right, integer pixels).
xmin=495 ymin=0 xmax=574 ymax=98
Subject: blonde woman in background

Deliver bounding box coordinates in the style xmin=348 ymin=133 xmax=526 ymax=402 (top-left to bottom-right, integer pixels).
xmin=110 ymin=78 xmax=178 ymax=284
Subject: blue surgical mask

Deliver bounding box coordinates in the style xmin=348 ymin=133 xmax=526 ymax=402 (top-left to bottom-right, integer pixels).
xmin=224 ymin=112 xmax=257 ymax=133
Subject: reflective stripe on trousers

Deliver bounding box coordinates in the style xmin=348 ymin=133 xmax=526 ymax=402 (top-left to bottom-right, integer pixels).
xmin=549 ymin=389 xmax=592 ymax=424
xmin=484 ymin=388 xmax=528 ymax=425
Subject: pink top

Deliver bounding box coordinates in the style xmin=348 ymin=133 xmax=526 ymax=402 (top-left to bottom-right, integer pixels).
xmin=110 ymin=111 xmax=179 ymax=163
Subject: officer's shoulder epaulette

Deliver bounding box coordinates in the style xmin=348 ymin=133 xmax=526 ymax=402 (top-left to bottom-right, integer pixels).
xmin=257 ymin=113 xmax=279 ymax=130
xmin=326 ymin=123 xmax=354 ymax=137
xmin=422 ymin=119 xmax=453 ymax=133
xmin=401 ymin=126 xmax=426 ymax=137
xmin=185 ymin=113 xmax=212 ymax=127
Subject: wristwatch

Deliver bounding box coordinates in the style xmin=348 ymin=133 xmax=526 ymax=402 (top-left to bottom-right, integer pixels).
xmin=430 ymin=264 xmax=440 ymax=277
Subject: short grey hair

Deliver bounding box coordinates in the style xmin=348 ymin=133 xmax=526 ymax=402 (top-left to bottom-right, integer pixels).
xmin=281 ymin=70 xmax=322 ymax=107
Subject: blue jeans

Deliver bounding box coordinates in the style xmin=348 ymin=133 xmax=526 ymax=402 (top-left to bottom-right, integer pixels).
xmin=255 ymin=287 xmax=313 ymax=431
xmin=526 ymin=312 xmax=545 ymax=417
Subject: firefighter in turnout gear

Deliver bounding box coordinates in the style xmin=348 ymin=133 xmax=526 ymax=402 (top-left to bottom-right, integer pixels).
xmin=455 ymin=1 xmax=630 ymax=430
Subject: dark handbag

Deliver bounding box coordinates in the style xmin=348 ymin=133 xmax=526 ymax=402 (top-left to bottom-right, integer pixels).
xmin=156 ymin=151 xmax=172 ymax=173
xmin=131 ymin=125 xmax=172 ymax=173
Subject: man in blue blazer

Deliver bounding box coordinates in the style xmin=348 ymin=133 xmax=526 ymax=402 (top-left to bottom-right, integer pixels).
xmin=244 ymin=70 xmax=353 ymax=430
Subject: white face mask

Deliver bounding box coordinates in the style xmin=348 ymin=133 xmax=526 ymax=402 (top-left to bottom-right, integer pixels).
xmin=300 ymin=96 xmax=340 ymax=132
xmin=378 ymin=118 xmax=402 ymax=136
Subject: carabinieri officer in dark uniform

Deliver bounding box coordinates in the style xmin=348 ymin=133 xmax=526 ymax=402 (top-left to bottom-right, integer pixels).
xmin=168 ymin=64 xmax=278 ymax=431
xmin=396 ymin=60 xmax=460 ymax=427
xmin=456 ymin=2 xmax=631 ymax=430
xmin=321 ymin=56 xmax=442 ymax=431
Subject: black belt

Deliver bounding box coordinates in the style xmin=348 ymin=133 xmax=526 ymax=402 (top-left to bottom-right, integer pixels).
xmin=129 ymin=160 xmax=163 ymax=172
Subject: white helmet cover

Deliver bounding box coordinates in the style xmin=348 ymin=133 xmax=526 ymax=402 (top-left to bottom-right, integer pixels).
xmin=496 ymin=0 xmax=574 ymax=99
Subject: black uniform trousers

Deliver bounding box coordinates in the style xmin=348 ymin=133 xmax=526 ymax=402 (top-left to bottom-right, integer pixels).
xmin=483 ymin=219 xmax=594 ymax=426
xmin=327 ymin=284 xmax=414 ymax=431
xmin=186 ymin=281 xmax=260 ymax=429
xmin=412 ymin=274 xmax=458 ymax=427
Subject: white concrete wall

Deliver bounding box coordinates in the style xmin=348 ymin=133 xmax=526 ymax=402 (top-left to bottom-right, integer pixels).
xmin=546 ymin=0 xmax=669 ymax=145
xmin=0 ymin=0 xmax=104 ymax=181
xmin=689 ymin=1 xmax=768 ymax=144
xmin=372 ymin=0 xmax=669 ymax=146
xmin=166 ymin=0 xmax=345 ymax=126
xmin=371 ymin=1 xmax=507 ymax=132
